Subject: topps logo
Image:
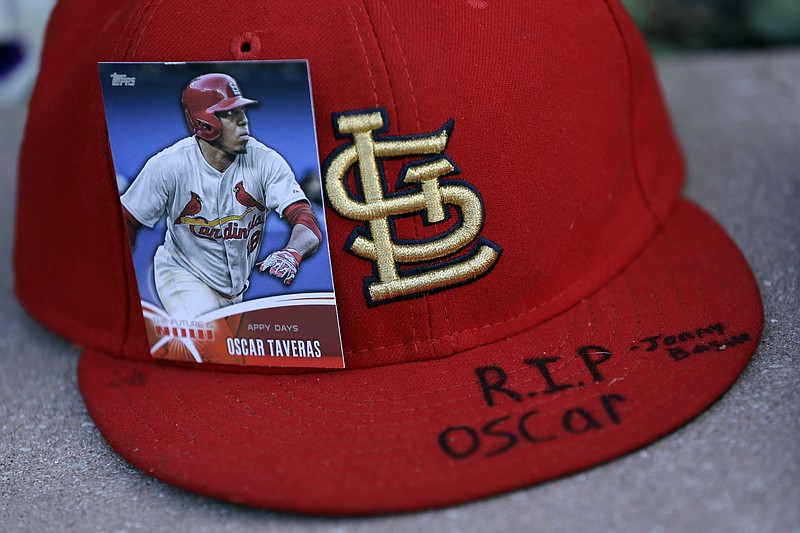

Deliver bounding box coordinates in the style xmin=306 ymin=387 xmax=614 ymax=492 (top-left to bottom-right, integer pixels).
xmin=110 ymin=72 xmax=136 ymax=86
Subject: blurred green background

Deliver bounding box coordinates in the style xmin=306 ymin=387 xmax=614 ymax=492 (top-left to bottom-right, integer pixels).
xmin=622 ymin=0 xmax=800 ymax=51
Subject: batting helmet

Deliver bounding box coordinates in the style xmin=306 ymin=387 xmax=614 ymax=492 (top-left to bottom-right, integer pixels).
xmin=181 ymin=73 xmax=257 ymax=141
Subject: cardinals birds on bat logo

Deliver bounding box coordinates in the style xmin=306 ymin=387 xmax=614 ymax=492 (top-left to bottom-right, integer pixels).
xmin=175 ymin=191 xmax=202 ymax=224
xmin=234 ymin=181 xmax=266 ymax=211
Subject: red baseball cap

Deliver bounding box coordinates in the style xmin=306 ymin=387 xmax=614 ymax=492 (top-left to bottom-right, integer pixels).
xmin=14 ymin=0 xmax=763 ymax=515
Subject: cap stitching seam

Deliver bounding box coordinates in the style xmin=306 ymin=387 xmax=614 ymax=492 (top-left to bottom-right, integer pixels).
xmin=108 ymin=0 xmax=161 ymax=355
xmin=343 ymin=0 xmax=380 ymax=106
xmin=600 ymin=0 xmax=660 ymax=222
xmin=341 ymin=0 xmax=403 ymax=356
xmin=127 ymin=0 xmax=166 ymax=59
xmin=111 ymin=3 xmax=147 ymax=60
xmin=118 ymin=0 xmax=158 ymax=61
xmin=359 ymin=0 xmax=435 ymax=354
xmin=377 ymin=0 xmax=421 ymax=128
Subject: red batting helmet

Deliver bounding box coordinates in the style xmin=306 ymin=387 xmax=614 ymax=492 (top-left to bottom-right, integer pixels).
xmin=181 ymin=73 xmax=257 ymax=141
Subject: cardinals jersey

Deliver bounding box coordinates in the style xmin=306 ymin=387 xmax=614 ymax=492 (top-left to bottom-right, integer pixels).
xmin=121 ymin=136 xmax=308 ymax=297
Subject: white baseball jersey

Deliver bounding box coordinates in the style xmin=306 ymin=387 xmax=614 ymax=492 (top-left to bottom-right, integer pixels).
xmin=121 ymin=136 xmax=308 ymax=297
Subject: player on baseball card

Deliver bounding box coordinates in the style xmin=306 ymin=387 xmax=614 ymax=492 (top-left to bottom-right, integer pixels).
xmin=99 ymin=61 xmax=344 ymax=369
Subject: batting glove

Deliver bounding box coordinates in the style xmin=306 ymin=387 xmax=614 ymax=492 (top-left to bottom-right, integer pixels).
xmin=258 ymin=248 xmax=302 ymax=285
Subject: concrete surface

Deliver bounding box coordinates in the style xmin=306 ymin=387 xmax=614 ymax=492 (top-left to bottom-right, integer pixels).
xmin=1 ymin=50 xmax=798 ymax=532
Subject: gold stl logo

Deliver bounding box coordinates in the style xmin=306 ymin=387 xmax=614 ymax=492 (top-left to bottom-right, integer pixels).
xmin=324 ymin=109 xmax=501 ymax=305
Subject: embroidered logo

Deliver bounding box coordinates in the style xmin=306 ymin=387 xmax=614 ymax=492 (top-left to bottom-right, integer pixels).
xmin=323 ymin=108 xmax=501 ymax=305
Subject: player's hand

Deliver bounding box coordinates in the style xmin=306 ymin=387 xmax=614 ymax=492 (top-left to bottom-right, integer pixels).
xmin=258 ymin=248 xmax=302 ymax=285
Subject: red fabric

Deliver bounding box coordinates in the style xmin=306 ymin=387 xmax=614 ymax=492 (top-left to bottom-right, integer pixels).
xmin=78 ymin=201 xmax=763 ymax=514
xmin=15 ymin=0 xmax=677 ymax=368
xmin=604 ymin=0 xmax=685 ymax=222
xmin=14 ymin=0 xmax=763 ymax=515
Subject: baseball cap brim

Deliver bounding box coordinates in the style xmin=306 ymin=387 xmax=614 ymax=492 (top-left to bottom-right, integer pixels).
xmin=77 ymin=199 xmax=763 ymax=515
xmin=208 ymin=96 xmax=257 ymax=113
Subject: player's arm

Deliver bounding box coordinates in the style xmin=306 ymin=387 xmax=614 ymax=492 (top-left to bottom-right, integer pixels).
xmin=258 ymin=201 xmax=322 ymax=285
xmin=283 ymin=200 xmax=322 ymax=257
xmin=122 ymin=206 xmax=142 ymax=247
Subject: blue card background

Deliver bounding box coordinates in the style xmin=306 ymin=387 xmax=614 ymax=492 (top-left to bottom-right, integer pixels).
xmin=98 ymin=61 xmax=334 ymax=308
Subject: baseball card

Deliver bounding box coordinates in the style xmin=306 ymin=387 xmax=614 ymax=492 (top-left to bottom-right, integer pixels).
xmin=98 ymin=61 xmax=345 ymax=369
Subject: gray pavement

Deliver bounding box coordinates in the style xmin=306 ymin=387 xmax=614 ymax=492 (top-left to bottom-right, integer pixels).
xmin=1 ymin=50 xmax=798 ymax=532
